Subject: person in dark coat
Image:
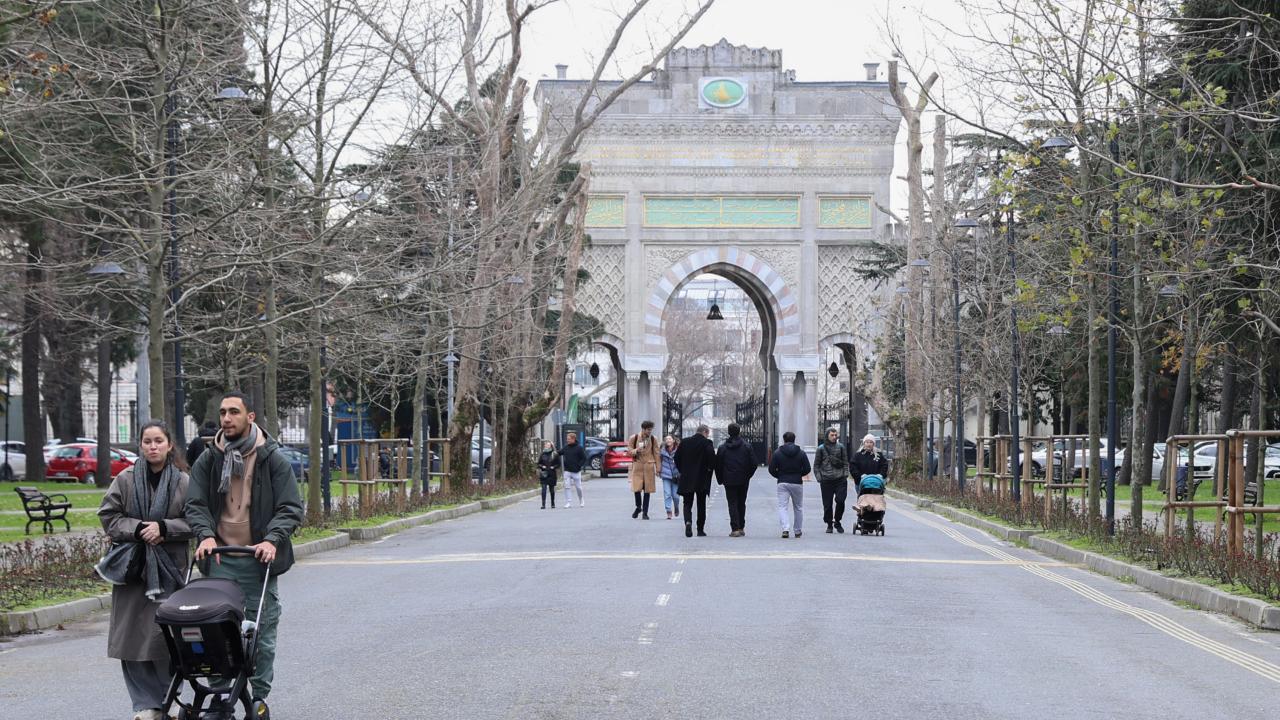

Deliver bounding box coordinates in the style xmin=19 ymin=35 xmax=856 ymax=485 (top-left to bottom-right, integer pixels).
xmin=814 ymin=428 xmax=850 ymax=533
xmin=715 ymin=423 xmax=757 ymax=537
xmin=673 ymin=424 xmax=716 ymax=538
xmin=557 ymin=432 xmax=587 ymax=508
xmin=187 ymin=391 xmax=303 ymax=710
xmin=768 ymin=431 xmax=812 ymax=538
xmin=851 ymin=434 xmax=890 ymax=494
xmin=538 ymin=441 xmax=558 ymax=509
xmin=98 ymin=420 xmax=192 ymax=720
xmin=185 ymin=420 xmax=218 ymax=468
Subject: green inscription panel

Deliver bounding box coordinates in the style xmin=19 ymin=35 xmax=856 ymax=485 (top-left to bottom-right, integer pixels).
xmin=818 ymin=196 xmax=873 ymax=228
xmin=585 ymin=195 xmax=626 ymax=227
xmin=643 ymin=196 xmax=800 ymax=228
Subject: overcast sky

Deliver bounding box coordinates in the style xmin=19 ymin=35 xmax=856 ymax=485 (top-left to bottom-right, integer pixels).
xmin=517 ymin=0 xmax=982 ymax=211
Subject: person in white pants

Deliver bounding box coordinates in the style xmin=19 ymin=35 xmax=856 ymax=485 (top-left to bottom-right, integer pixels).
xmin=768 ymin=431 xmax=811 ymax=538
xmin=558 ymin=432 xmax=587 ymax=507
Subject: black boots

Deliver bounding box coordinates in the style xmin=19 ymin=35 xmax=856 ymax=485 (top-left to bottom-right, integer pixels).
xmin=685 ymin=522 xmax=693 ymax=538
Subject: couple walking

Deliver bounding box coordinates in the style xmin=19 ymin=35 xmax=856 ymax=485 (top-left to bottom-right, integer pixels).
xmin=537 ymin=432 xmax=588 ymax=509
xmin=627 ymin=421 xmax=755 ymax=537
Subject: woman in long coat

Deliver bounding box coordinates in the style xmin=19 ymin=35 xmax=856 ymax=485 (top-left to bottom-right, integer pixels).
xmin=628 ymin=420 xmax=660 ymax=519
xmin=98 ymin=420 xmax=192 ymax=720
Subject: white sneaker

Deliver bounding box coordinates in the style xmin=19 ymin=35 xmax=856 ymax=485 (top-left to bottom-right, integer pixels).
xmin=133 ymin=710 xmax=163 ymax=720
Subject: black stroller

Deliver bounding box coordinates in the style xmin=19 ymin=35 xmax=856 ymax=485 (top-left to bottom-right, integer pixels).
xmin=854 ymin=474 xmax=887 ymax=536
xmin=156 ymin=546 xmax=272 ymax=719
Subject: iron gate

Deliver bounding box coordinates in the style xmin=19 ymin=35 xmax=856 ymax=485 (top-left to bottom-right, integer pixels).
xmin=735 ymin=393 xmax=769 ymax=465
xmin=663 ymin=394 xmax=684 ymax=440
xmin=818 ymin=400 xmax=851 ymax=442
xmin=583 ymin=397 xmax=622 ymax=441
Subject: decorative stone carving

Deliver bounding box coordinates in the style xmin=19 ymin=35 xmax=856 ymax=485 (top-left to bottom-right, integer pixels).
xmin=578 ymin=245 xmax=626 ymax=337
xmin=817 ymin=245 xmax=880 ymax=340
xmin=750 ymin=245 xmax=800 ymax=291
xmin=646 ymin=245 xmax=697 ymax=287
xmin=588 ymin=120 xmax=898 ymax=141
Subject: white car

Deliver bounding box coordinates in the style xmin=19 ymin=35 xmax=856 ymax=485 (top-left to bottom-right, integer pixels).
xmin=0 ymin=440 xmax=26 ymax=480
xmin=1114 ymin=443 xmax=1212 ymax=486
xmin=1266 ymin=444 xmax=1280 ymax=479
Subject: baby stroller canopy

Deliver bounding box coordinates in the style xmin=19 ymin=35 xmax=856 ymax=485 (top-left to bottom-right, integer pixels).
xmin=157 ymin=577 xmax=246 ymax=626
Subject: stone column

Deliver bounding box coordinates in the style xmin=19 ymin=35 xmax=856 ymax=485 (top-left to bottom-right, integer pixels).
xmin=624 ymin=371 xmax=643 ymax=437
xmin=801 ymin=373 xmax=818 ymax=454
xmin=778 ymin=372 xmax=796 ymax=445
xmin=643 ymin=372 xmax=663 ymax=432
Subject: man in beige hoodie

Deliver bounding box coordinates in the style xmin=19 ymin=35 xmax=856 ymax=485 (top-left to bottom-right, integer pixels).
xmin=186 ymin=391 xmax=303 ymax=718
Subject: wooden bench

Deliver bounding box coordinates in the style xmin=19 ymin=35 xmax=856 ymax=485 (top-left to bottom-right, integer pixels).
xmin=14 ymin=486 xmax=72 ymax=534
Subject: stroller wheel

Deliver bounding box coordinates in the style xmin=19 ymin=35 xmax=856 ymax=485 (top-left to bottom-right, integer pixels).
xmin=879 ymin=526 xmax=885 ymax=536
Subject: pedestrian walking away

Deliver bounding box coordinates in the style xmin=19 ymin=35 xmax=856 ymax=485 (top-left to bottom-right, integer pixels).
xmin=558 ymin=432 xmax=587 ymax=507
xmin=97 ymin=420 xmax=193 ymax=720
xmin=186 ymin=391 xmax=304 ymax=710
xmin=769 ymin=431 xmax=811 ymax=538
xmin=185 ymin=420 xmax=218 ymax=469
xmin=538 ymin=441 xmax=559 ymax=509
xmin=715 ymin=423 xmax=756 ymax=536
xmin=674 ymin=424 xmax=716 ymax=537
xmin=851 ymin=434 xmax=890 ymax=495
xmin=815 ymin=428 xmax=849 ymax=533
xmin=628 ymin=420 xmax=661 ymax=519
xmin=660 ymin=435 xmax=681 ymax=519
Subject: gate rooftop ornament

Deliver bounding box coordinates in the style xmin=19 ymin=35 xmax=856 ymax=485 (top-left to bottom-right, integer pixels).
xmin=537 ymin=40 xmax=900 ymax=452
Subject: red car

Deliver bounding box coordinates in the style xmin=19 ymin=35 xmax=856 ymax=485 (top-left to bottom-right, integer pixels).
xmin=45 ymin=444 xmax=134 ymax=484
xmin=599 ymin=442 xmax=633 ymax=478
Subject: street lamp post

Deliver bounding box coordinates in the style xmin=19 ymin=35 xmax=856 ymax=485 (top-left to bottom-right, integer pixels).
xmin=89 ymin=261 xmax=125 ymax=487
xmin=1004 ymin=200 xmax=1023 ymax=502
xmin=164 ymin=92 xmax=186 ymax=446
xmin=1106 ymin=137 xmax=1121 ymax=534
xmin=953 ymin=217 xmax=979 ymax=491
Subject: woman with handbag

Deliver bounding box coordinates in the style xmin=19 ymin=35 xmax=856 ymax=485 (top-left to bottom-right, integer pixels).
xmin=97 ymin=420 xmax=192 ymax=720
xmin=660 ymin=435 xmax=681 ymax=520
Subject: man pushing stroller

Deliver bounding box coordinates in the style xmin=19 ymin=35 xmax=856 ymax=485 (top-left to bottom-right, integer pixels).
xmin=851 ymin=435 xmax=890 ymax=536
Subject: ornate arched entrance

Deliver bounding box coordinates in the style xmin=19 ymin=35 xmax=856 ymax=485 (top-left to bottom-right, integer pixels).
xmin=539 ymin=40 xmax=899 ymax=455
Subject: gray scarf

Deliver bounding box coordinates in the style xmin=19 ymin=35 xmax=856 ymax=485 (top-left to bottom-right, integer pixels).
xmin=218 ymin=423 xmax=259 ymax=495
xmin=95 ymin=464 xmax=184 ymax=600
xmin=136 ymin=462 xmax=184 ymax=600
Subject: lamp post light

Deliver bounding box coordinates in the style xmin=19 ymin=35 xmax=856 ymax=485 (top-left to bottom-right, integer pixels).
xmin=1002 ymin=185 xmax=1024 ymax=502
xmin=953 ymin=217 xmax=979 ymax=491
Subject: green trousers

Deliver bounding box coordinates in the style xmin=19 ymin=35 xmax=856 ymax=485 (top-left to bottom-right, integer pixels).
xmin=210 ymin=555 xmax=281 ymax=699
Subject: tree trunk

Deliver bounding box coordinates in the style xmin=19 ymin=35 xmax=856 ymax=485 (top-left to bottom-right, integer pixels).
xmin=1086 ymin=289 xmax=1102 ymax=519
xmin=262 ymin=276 xmax=280 ymax=437
xmin=1218 ymin=353 xmax=1238 ymax=434
xmin=21 ymin=219 xmax=46 ymax=480
xmin=1166 ymin=323 xmax=1195 ymax=438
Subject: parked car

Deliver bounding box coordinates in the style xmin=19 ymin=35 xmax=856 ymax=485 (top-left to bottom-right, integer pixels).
xmin=1266 ymin=444 xmax=1280 ymax=479
xmin=0 ymin=440 xmax=26 ymax=481
xmin=471 ymin=436 xmax=494 ymax=471
xmin=44 ymin=443 xmax=133 ymax=484
xmin=278 ymin=445 xmax=311 ymax=482
xmin=599 ymin=441 xmax=632 ymax=478
xmin=583 ymin=437 xmax=609 ymax=471
xmin=43 ymin=437 xmax=96 ymax=461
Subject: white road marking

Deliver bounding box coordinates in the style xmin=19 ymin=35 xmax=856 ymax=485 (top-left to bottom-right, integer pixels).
xmin=669 ymin=571 xmax=682 ymax=584
xmin=307 ymin=551 xmax=1074 ymax=568
xmin=620 ymin=671 xmax=638 ymax=678
xmin=655 ymin=594 xmax=670 ymax=606
xmin=677 ymin=557 xmax=687 ymax=565
xmin=638 ymin=622 xmax=658 ymax=645
xmin=902 ymin=507 xmax=1280 ymax=684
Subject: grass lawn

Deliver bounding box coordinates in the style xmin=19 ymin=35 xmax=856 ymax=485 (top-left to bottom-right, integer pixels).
xmin=0 ymin=510 xmax=101 ymax=544
xmin=5 ymin=583 xmax=111 ymax=613
xmin=1055 ymin=478 xmax=1280 ymax=533
xmin=0 ymin=481 xmax=106 ymax=512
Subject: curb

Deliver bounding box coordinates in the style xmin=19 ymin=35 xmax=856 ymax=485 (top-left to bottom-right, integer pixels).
xmin=0 ymin=594 xmax=110 ymax=635
xmin=338 ymin=489 xmax=539 ymax=541
xmin=886 ymin=489 xmax=1039 ymax=543
xmin=887 ymin=488 xmax=1280 ymax=631
xmin=1 ymin=488 xmax=539 ymax=635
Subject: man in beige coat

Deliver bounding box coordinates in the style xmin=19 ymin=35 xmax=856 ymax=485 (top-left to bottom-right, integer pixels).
xmin=628 ymin=420 xmax=660 ymax=519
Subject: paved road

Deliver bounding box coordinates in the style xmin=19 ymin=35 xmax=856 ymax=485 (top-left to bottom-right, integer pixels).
xmin=3 ymin=470 xmax=1280 ymax=719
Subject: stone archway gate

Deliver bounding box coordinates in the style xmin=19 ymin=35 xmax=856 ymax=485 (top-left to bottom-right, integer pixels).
xmin=536 ymin=40 xmax=899 ymax=454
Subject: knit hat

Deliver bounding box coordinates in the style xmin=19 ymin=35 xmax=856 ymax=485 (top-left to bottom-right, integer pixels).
xmin=862 ymin=434 xmax=877 ymax=445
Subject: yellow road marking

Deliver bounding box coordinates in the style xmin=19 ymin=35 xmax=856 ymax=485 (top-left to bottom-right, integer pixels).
xmin=304 ymin=550 xmax=1076 ymax=568
xmin=898 ymin=505 xmax=1280 ymax=684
